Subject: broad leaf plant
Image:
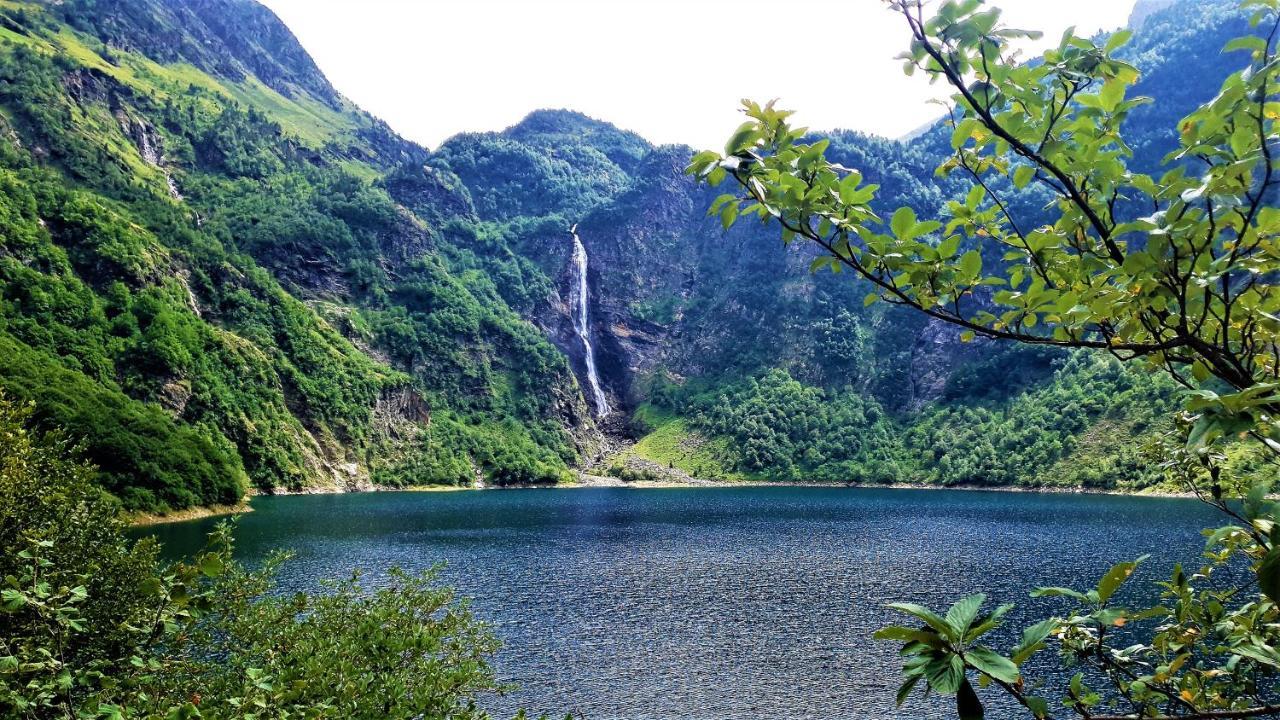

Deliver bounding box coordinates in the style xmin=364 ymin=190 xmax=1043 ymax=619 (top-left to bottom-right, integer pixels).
xmin=690 ymin=0 xmax=1280 ymax=717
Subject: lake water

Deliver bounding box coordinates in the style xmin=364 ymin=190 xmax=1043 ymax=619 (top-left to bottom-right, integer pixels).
xmin=146 ymin=486 xmax=1223 ymax=720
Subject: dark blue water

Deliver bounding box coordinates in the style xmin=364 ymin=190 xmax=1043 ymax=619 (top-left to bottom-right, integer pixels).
xmin=146 ymin=486 xmax=1221 ymax=720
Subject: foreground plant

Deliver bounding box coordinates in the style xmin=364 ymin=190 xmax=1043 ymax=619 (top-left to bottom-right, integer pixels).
xmin=691 ymin=0 xmax=1280 ymax=716
xmin=0 ymin=392 xmax=505 ymax=719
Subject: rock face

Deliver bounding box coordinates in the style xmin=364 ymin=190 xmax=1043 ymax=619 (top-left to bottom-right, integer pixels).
xmin=517 ymin=143 xmax=964 ymax=417
xmin=906 ymin=319 xmax=988 ymax=412
xmin=430 ymin=114 xmax=983 ymax=421
xmin=60 ymin=0 xmax=343 ymax=106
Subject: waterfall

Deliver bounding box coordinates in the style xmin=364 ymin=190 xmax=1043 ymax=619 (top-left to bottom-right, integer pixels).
xmin=570 ymin=226 xmax=612 ymax=417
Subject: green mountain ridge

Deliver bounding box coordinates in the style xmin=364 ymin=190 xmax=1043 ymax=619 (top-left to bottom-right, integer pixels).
xmin=0 ymin=0 xmax=1259 ymax=512
xmin=0 ymin=0 xmax=596 ymax=511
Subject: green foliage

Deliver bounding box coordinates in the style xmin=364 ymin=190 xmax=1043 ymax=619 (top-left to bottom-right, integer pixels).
xmin=901 ymin=353 xmax=1178 ymax=488
xmin=0 ymin=392 xmax=506 ymax=718
xmin=436 ymin=110 xmax=649 ymax=221
xmin=615 ymin=404 xmax=739 ymax=481
xmin=639 ymin=354 xmax=1176 ymax=489
xmin=697 ymin=0 xmax=1280 ymax=716
xmin=377 ymin=410 xmax=574 ymax=487
xmin=0 ymin=334 xmax=247 ymax=510
xmin=0 ymin=2 xmax=590 ymax=509
xmin=693 ymin=2 xmax=1280 ymax=403
xmin=681 ymin=369 xmax=896 ymax=483
xmin=0 ymin=392 xmax=165 ymax=666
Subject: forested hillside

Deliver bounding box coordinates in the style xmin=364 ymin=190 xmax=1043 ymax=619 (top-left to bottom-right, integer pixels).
xmin=0 ymin=0 xmax=1254 ymax=513
xmin=438 ymin=0 xmax=1250 ymax=490
xmin=0 ymin=0 xmax=594 ymax=512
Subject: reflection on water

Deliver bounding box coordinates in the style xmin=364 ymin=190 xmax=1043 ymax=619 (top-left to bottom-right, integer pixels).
xmin=146 ymin=486 xmax=1220 ymax=720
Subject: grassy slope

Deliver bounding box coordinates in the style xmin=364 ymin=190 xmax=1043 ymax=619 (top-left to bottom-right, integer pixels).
xmin=611 ymin=405 xmax=746 ymax=481
xmin=0 ymin=1 xmax=588 ymax=512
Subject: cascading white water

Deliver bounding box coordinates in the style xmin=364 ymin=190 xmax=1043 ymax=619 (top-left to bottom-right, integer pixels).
xmin=570 ymin=226 xmax=611 ymax=417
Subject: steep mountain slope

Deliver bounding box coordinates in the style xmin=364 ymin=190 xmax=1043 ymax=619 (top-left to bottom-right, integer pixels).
xmin=0 ymin=0 xmax=1257 ymax=510
xmin=436 ymin=0 xmax=1250 ymax=489
xmin=0 ymin=0 xmax=594 ymax=511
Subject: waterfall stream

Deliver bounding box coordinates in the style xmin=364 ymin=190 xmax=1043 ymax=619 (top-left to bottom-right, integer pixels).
xmin=570 ymin=226 xmax=611 ymax=417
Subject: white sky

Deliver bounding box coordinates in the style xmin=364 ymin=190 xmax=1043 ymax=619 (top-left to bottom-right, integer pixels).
xmin=258 ymin=0 xmax=1138 ymax=151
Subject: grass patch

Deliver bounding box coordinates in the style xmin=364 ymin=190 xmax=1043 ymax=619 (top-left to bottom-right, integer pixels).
xmin=45 ymin=26 xmax=365 ymax=150
xmin=619 ymin=404 xmax=746 ymax=480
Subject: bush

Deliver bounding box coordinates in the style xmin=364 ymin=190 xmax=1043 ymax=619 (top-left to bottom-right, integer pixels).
xmin=0 ymin=392 xmax=507 ymax=718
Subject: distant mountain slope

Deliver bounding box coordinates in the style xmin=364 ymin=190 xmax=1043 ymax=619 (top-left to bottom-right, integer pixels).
xmin=0 ymin=0 xmax=1260 ymax=510
xmin=55 ymin=0 xmax=342 ymax=106
xmin=434 ymin=109 xmax=651 ymax=221
xmin=435 ymin=0 xmax=1250 ymax=490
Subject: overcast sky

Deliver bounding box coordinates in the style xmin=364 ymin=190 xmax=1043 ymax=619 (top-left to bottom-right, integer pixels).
xmin=258 ymin=0 xmax=1137 ymax=151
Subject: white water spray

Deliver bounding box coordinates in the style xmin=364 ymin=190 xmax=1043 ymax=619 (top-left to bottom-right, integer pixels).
xmin=570 ymin=226 xmax=611 ymax=417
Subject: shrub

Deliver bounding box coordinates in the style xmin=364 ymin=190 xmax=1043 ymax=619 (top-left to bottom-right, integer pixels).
xmin=0 ymin=392 xmax=507 ymax=719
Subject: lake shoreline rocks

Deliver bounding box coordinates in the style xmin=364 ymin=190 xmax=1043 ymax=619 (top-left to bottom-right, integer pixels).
xmin=128 ymin=501 xmax=254 ymax=527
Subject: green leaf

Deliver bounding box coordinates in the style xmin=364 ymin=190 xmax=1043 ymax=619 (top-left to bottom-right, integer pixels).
xmin=1012 ymin=165 xmax=1035 ymax=189
xmin=874 ymin=625 xmax=943 ymax=645
xmin=895 ymin=675 xmax=921 ymax=707
xmin=965 ymin=647 xmax=1020 ymax=683
xmin=1030 ymin=586 xmax=1087 ymax=601
xmin=1097 ymin=555 xmax=1147 ymax=603
xmin=915 ymin=220 xmax=943 ymax=237
xmin=957 ymin=678 xmax=984 ymax=720
xmin=926 ymin=654 xmax=966 ymax=694
xmin=1099 ymin=79 xmax=1126 ymax=113
xmin=1257 ymin=546 xmax=1280 ymax=605
xmin=720 ymin=203 xmax=739 ymax=231
xmin=945 ymin=593 xmax=986 ymax=636
xmin=965 ymin=604 xmax=1012 ymax=642
xmin=887 ymin=602 xmax=954 ymax=637
xmin=0 ymin=589 xmax=25 ymax=611
xmin=891 ymin=207 xmax=919 ymax=240
xmin=1012 ymin=618 xmax=1058 ymax=664
xmin=1246 ymin=480 xmax=1272 ymax=520
xmin=952 ymin=118 xmax=978 ymax=150
xmin=199 ymin=554 xmax=225 ymax=578
xmin=1025 ymin=695 xmax=1050 ymax=719
xmin=724 ymin=121 xmax=759 ymax=155
xmin=686 ymin=150 xmax=719 ymax=177
xmin=938 ymin=234 xmax=961 ymax=259
xmin=1234 ymin=643 xmax=1280 ymax=668
xmin=1104 ymin=28 xmax=1133 ymax=53
xmin=959 ymin=250 xmax=982 ymax=278
xmin=1225 ymin=36 xmax=1268 ymax=54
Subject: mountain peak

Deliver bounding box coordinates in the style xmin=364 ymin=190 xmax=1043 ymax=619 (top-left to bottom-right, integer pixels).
xmin=57 ymin=0 xmax=340 ymax=107
xmin=1128 ymin=0 xmax=1177 ymax=28
xmin=503 ymin=108 xmax=652 ymax=175
xmin=506 ymin=110 xmax=648 ymax=147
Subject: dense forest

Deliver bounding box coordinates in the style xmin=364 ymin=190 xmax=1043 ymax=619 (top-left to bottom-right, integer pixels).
xmin=0 ymin=0 xmax=1258 ymax=514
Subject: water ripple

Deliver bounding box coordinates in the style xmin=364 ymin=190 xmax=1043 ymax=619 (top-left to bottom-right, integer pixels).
xmin=147 ymin=486 xmax=1222 ymax=720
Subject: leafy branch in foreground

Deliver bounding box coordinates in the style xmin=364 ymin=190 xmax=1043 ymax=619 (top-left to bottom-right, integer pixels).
xmin=691 ymin=0 xmax=1280 ymax=717
xmin=0 ymin=391 xmax=508 ymax=719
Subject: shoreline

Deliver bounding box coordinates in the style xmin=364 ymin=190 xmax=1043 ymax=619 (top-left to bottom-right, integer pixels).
xmin=566 ymin=474 xmax=1199 ymax=499
xmin=128 ymin=501 xmax=253 ymax=527
xmin=129 ymin=474 xmax=1199 ymax=525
